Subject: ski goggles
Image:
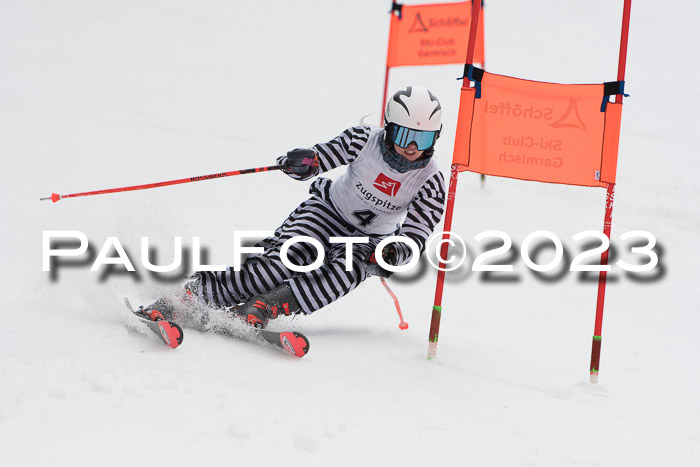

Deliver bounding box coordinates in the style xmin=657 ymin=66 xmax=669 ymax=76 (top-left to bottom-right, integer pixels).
xmin=388 ymin=124 xmax=439 ymax=151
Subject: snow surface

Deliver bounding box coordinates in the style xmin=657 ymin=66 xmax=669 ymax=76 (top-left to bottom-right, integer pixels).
xmin=1 ymin=1 xmax=699 ymax=466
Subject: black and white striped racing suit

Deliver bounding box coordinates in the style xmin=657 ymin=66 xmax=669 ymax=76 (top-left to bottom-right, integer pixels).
xmin=197 ymin=126 xmax=445 ymax=313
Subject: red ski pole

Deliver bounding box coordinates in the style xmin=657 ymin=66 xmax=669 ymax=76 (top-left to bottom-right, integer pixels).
xmin=40 ymin=164 xmax=288 ymax=203
xmin=380 ymin=276 xmax=408 ymax=330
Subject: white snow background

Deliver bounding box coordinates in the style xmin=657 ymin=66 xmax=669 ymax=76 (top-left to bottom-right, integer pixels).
xmin=1 ymin=1 xmax=698 ymax=466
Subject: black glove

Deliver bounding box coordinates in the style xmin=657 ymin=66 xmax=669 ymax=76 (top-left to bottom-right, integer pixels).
xmin=284 ymin=148 xmax=319 ymax=179
xmin=365 ymin=244 xmax=399 ymax=278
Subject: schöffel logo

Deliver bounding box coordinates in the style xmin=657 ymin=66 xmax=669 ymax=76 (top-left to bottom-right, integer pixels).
xmin=550 ymin=98 xmax=587 ymax=132
xmin=409 ymin=14 xmax=429 ymax=33
xmin=408 ymin=13 xmax=470 ymax=34
xmin=373 ymin=173 xmax=401 ymax=196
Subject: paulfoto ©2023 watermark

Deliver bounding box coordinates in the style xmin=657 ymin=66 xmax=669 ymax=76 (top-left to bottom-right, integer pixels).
xmin=42 ymin=229 xmax=661 ymax=278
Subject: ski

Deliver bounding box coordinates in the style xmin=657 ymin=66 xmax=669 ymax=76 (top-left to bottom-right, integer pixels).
xmin=212 ymin=323 xmax=310 ymax=358
xmin=125 ymin=298 xmax=184 ymax=349
xmin=124 ymin=298 xmax=308 ymax=357
xmin=190 ymin=303 xmax=310 ymax=358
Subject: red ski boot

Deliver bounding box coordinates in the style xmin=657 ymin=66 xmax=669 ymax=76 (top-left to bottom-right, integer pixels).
xmin=230 ymin=284 xmax=301 ymax=329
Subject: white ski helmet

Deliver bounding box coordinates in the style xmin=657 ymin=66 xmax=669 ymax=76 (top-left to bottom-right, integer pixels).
xmin=384 ymin=85 xmax=442 ymax=152
xmin=385 ymin=85 xmax=442 ymax=132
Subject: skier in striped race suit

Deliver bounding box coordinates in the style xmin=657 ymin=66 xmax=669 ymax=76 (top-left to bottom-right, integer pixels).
xmin=147 ymin=85 xmax=446 ymax=329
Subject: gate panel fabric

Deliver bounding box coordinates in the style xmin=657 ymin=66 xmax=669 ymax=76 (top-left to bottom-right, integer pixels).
xmin=387 ymin=1 xmax=485 ymax=68
xmin=453 ymin=72 xmax=621 ymax=188
xmin=600 ymin=102 xmax=622 ymax=184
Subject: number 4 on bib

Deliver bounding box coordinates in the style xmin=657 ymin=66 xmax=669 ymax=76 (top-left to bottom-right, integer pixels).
xmin=352 ymin=209 xmax=377 ymax=227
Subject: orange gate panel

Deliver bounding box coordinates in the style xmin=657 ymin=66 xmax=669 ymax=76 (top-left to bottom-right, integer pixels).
xmin=453 ymin=71 xmax=621 ymax=188
xmin=387 ymin=1 xmax=485 ymax=68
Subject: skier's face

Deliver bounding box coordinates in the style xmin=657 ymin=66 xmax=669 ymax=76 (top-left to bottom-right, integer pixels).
xmin=393 ymin=142 xmax=424 ymax=162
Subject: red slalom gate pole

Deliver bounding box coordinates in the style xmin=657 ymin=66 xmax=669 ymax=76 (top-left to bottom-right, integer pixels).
xmin=427 ymin=165 xmax=459 ymax=359
xmin=381 ymin=65 xmax=391 ymax=127
xmin=464 ymin=0 xmax=482 ymax=65
xmin=40 ymin=164 xmax=287 ymax=203
xmin=589 ymin=0 xmax=632 ymax=383
xmin=590 ymin=183 xmax=615 ymax=382
xmin=381 ymin=0 xmax=398 ymax=127
xmin=615 ymin=0 xmax=632 ymax=103
xmin=427 ymin=0 xmax=482 ymax=359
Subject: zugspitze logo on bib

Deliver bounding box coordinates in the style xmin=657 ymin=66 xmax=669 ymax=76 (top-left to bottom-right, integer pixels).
xmin=373 ymin=173 xmax=401 ymax=196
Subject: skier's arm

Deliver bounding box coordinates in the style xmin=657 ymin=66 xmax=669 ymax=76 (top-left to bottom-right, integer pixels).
xmin=277 ymin=126 xmax=372 ymax=180
xmin=393 ymin=172 xmax=446 ymax=266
